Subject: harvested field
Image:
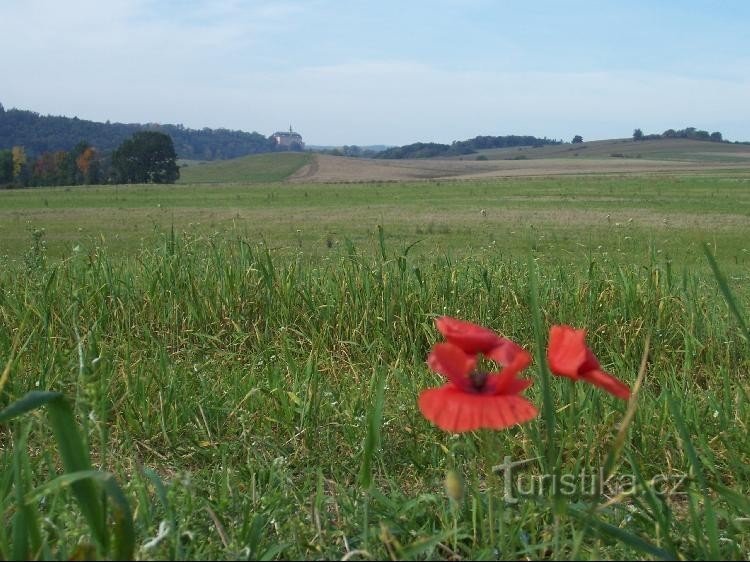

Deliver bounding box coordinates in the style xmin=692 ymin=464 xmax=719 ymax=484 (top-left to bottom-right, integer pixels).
xmin=289 ymin=153 xmax=749 ymax=182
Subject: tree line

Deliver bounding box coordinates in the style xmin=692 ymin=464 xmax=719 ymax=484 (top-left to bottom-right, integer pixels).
xmin=1 ymin=131 xmax=179 ymax=188
xmin=373 ymin=135 xmax=561 ymax=159
xmin=632 ymin=127 xmax=725 ymax=142
xmin=0 ymin=103 xmax=275 ymax=161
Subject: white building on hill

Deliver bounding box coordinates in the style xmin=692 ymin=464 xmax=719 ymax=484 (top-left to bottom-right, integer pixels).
xmin=272 ymin=126 xmax=305 ymax=150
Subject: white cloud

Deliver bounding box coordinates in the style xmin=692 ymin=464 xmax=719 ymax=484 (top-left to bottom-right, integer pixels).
xmin=1 ymin=2 xmax=748 ymax=144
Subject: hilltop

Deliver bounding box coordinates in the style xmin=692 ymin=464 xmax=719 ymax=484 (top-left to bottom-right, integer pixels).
xmin=0 ymin=103 xmax=274 ymax=160
xmin=452 ymin=137 xmax=750 ymax=163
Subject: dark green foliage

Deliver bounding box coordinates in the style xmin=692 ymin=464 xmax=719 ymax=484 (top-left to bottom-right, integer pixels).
xmin=112 ymin=131 xmax=180 ymax=184
xmin=641 ymin=126 xmax=726 ymax=142
xmin=375 ymin=135 xmax=561 ymax=159
xmin=0 ymin=105 xmax=274 ymax=160
xmin=572 ymin=135 xmax=583 ymax=143
xmin=315 ymin=145 xmax=381 ymax=157
xmin=0 ymin=149 xmax=12 ymax=185
xmin=375 ymin=141 xmax=474 ymax=159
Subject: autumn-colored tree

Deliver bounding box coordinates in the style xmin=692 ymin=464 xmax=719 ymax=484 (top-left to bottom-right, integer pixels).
xmin=33 ymin=152 xmax=58 ymax=186
xmin=11 ymin=146 xmax=27 ymax=183
xmin=76 ymin=146 xmax=98 ymax=184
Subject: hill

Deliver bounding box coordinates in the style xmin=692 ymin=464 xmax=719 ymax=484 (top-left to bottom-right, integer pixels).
xmin=374 ymin=135 xmax=561 ymax=159
xmin=457 ymin=137 xmax=750 ymax=163
xmin=174 ymin=138 xmax=750 ymax=184
xmin=0 ymin=103 xmax=274 ymax=160
xmin=179 ymin=152 xmax=313 ymax=183
xmin=286 ymin=138 xmax=750 ymax=182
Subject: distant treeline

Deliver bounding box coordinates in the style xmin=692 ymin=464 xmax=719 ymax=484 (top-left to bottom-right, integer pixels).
xmin=0 ymin=103 xmax=276 ymax=160
xmin=315 ymin=145 xmax=382 ymax=158
xmin=374 ymin=135 xmax=561 ymax=159
xmin=1 ymin=142 xmax=105 ymax=187
xmin=1 ymin=131 xmax=181 ymax=188
xmin=633 ymin=127 xmax=725 ymax=142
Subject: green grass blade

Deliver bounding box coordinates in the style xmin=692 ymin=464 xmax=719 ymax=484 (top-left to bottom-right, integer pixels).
xmin=25 ymin=470 xmax=105 ymax=505
xmin=44 ymin=395 xmax=109 ymax=553
xmin=25 ymin=469 xmax=135 ymax=560
xmin=528 ymin=258 xmax=556 ymax=475
xmin=100 ymin=474 xmax=136 ymax=561
xmin=602 ymin=334 xmax=650 ymax=482
xmin=0 ymin=391 xmax=63 ymax=423
xmin=359 ymin=367 xmax=387 ymax=490
xmin=377 ymin=224 xmax=387 ymax=261
xmin=708 ymin=481 xmax=750 ymax=515
xmin=12 ymin=427 xmax=43 ymax=561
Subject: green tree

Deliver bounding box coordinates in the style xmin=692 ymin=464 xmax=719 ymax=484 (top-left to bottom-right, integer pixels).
xmin=112 ymin=131 xmax=179 ymax=184
xmin=633 ymin=128 xmax=644 ymax=141
xmin=571 ymin=135 xmax=583 ymax=144
xmin=0 ymin=149 xmax=12 ymax=185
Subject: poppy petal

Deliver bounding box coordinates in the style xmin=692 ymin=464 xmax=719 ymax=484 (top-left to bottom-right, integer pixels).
xmin=580 ymin=369 xmax=631 ymax=400
xmin=418 ymin=385 xmax=538 ymax=433
xmin=496 ymin=377 xmax=533 ymax=395
xmin=427 ymin=343 xmax=476 ymax=390
xmin=485 ymin=341 xmax=532 ymax=393
xmin=485 ymin=339 xmax=531 ymax=369
xmin=547 ymin=325 xmax=587 ymax=379
xmin=580 ymin=346 xmax=602 ymax=373
xmin=435 ymin=316 xmax=504 ymax=355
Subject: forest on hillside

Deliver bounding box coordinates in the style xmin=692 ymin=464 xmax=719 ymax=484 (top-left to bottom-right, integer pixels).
xmin=0 ymin=104 xmax=274 ymax=160
xmin=374 ymin=135 xmax=562 ymax=159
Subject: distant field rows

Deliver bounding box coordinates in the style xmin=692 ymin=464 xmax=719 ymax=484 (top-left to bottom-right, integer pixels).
xmin=289 ymin=154 xmax=750 ymax=182
xmin=175 ymin=139 xmax=750 ymax=184
xmin=1 ymin=175 xmax=749 ymax=285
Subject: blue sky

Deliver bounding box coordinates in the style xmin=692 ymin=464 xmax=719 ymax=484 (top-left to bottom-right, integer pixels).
xmin=2 ymin=0 xmax=749 ymax=145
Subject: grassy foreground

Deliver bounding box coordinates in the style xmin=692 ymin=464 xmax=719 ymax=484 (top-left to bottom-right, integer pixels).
xmin=1 ymin=227 xmax=749 ymax=559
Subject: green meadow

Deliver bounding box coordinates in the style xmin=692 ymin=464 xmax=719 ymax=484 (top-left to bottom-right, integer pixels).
xmin=178 ymin=153 xmax=313 ymax=184
xmin=2 ymin=174 xmax=749 ymax=275
xmin=1 ymin=171 xmax=749 ymax=559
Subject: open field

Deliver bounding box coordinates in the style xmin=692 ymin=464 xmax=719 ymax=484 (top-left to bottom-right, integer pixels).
xmin=166 ymin=139 xmax=750 ymax=185
xmin=462 ymin=138 xmax=750 ymax=164
xmin=1 ymin=171 xmax=750 ymax=559
xmin=290 ymin=153 xmax=750 ymax=182
xmin=178 ymin=152 xmax=313 ymax=184
xmin=2 ymin=174 xmax=749 ymax=277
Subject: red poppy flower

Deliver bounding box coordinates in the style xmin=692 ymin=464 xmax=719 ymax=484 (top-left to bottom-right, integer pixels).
xmin=419 ymin=336 xmax=538 ymax=433
xmin=547 ymin=325 xmax=631 ymax=400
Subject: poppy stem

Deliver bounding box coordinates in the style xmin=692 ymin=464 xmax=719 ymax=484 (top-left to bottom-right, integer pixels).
xmin=480 ymin=432 xmax=501 ymax=547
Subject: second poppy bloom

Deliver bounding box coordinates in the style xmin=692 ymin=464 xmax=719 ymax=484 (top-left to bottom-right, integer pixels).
xmin=547 ymin=325 xmax=631 ymax=400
